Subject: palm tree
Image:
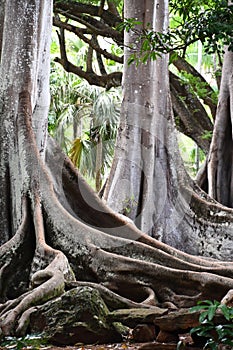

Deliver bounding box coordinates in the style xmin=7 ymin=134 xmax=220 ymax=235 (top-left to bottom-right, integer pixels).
xmin=49 ymin=64 xmax=82 ymax=152
xmin=69 ymin=82 xmax=120 ymax=191
xmin=49 ymin=65 xmax=120 ymax=190
xmin=49 ymin=30 xmax=121 ymax=191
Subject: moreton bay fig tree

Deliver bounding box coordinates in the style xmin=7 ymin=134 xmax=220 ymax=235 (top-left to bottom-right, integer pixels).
xmin=1 ymin=0 xmax=233 ymax=346
xmin=104 ymin=0 xmax=233 ymax=258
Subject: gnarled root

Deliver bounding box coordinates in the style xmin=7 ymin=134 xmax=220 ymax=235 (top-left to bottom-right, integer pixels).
xmin=0 ymin=246 xmax=75 ymax=336
xmin=221 ymin=289 xmax=233 ymax=307
xmin=0 ymin=197 xmax=34 ymax=301
xmin=66 ymin=281 xmax=158 ymax=310
xmin=0 ymin=190 xmax=75 ymax=337
xmin=0 ymin=261 xmax=65 ymax=335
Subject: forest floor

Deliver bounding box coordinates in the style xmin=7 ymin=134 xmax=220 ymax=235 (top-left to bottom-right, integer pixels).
xmin=0 ymin=344 xmax=159 ymax=350
xmin=43 ymin=344 xmax=147 ymax=349
xmin=1 ymin=342 xmax=182 ymax=350
xmin=26 ymin=343 xmax=205 ymax=350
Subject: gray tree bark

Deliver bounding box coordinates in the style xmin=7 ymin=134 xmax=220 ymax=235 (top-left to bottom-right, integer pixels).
xmin=104 ymin=0 xmax=172 ymax=234
xmin=0 ymin=0 xmax=52 ymax=244
xmin=1 ymin=0 xmax=233 ymax=346
xmin=104 ymin=0 xmax=233 ymax=259
xmin=208 ymin=49 xmax=233 ymax=207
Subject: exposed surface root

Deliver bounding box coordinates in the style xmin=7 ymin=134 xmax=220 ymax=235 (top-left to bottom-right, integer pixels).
xmin=0 ymin=188 xmax=75 ymax=336
xmin=66 ymin=281 xmax=158 ymax=310
xmin=220 ymin=288 xmax=233 ymax=306
xmin=0 ymin=197 xmax=34 ymax=301
xmin=1 ymin=120 xmax=233 ymax=342
xmin=47 ymin=138 xmax=233 ymax=271
xmin=0 ymin=265 xmax=64 ymax=335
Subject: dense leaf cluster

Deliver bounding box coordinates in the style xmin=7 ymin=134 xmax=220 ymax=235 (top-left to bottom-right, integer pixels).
xmin=189 ymin=300 xmax=233 ymax=350
xmin=123 ymin=0 xmax=233 ymax=63
xmin=170 ymin=0 xmax=233 ymax=54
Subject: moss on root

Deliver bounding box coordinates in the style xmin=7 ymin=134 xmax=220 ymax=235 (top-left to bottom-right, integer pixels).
xmin=29 ymin=286 xmax=128 ymax=345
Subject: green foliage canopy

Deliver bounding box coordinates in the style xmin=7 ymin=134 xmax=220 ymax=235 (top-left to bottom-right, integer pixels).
xmin=123 ymin=0 xmax=233 ymax=64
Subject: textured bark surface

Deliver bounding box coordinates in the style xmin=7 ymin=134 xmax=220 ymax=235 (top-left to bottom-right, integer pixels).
xmin=103 ymin=0 xmax=233 ymax=259
xmin=208 ymin=49 xmax=233 ymax=207
xmin=104 ymin=0 xmax=172 ymax=234
xmin=1 ymin=0 xmax=233 ymax=347
xmin=53 ymin=0 xmax=215 ymax=157
xmin=172 ymin=56 xmax=217 ymax=119
xmin=170 ymin=71 xmax=212 ymax=154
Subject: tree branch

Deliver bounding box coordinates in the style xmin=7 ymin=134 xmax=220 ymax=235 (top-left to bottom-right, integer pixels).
xmin=54 ymin=56 xmax=122 ymax=89
xmin=86 ymin=39 xmax=94 ymax=73
xmin=93 ymin=35 xmax=107 ymax=75
xmin=170 ymin=71 xmax=212 ymax=154
xmin=53 ymin=1 xmax=121 ymax=28
xmin=53 ymin=17 xmax=123 ymax=63
xmin=107 ymin=0 xmax=121 ymax=17
xmin=172 ymin=55 xmax=217 ymax=119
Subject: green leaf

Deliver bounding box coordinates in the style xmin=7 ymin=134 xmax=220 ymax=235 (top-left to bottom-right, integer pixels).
xmin=142 ymin=52 xmax=150 ymax=63
xmin=223 ymin=339 xmax=233 ymax=346
xmin=207 ymin=304 xmax=218 ymax=321
xmin=190 ymin=305 xmax=206 ymax=313
xmin=127 ymin=54 xmax=136 ymax=65
xmin=219 ymin=304 xmax=233 ymax=320
xmin=204 ymin=339 xmax=217 ymax=350
xmin=199 ymin=310 xmax=209 ymax=322
xmin=169 ymin=51 xmax=178 ymax=63
xmin=141 ymin=39 xmax=151 ymax=51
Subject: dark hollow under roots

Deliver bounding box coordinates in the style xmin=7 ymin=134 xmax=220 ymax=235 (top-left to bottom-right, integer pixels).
xmin=1 ymin=136 xmax=233 ymax=342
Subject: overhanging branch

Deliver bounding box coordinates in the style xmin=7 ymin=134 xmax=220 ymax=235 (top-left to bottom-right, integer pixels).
xmin=53 ymin=17 xmax=123 ymax=63
xmin=54 ymin=56 xmax=122 ymax=89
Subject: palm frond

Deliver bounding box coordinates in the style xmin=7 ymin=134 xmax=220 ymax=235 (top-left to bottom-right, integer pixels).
xmin=69 ymin=137 xmax=83 ymax=168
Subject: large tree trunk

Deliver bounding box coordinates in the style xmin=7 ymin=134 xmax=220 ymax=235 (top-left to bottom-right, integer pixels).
xmin=0 ymin=0 xmax=51 ymax=244
xmin=53 ymin=1 xmax=216 ymax=159
xmin=104 ymin=0 xmax=172 ymax=234
xmin=2 ymin=0 xmax=233 ymax=346
xmin=103 ymin=0 xmax=233 ymax=258
xmin=208 ymin=49 xmax=233 ymax=207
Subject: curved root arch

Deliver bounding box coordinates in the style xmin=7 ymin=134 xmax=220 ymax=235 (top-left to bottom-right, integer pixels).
xmin=1 ymin=94 xmax=233 ymax=338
